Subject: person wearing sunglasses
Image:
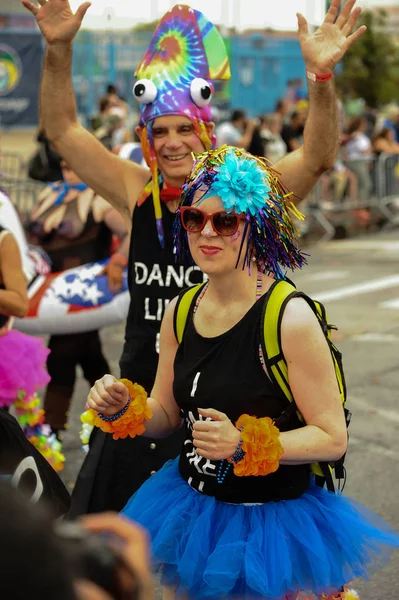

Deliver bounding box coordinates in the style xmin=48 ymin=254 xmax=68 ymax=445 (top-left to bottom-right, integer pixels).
xmin=179 ymin=207 xmax=246 ymax=238
xmin=86 ymin=146 xmax=399 ymax=600
xmin=23 ymin=0 xmax=366 ymax=520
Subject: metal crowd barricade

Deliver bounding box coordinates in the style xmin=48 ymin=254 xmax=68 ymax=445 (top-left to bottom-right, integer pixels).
xmin=1 ymin=151 xmax=47 ymax=223
xmin=300 ymin=153 xmax=399 ymax=243
xmin=300 ymin=180 xmax=336 ymax=243
xmin=0 ymin=179 xmax=46 ymax=224
xmin=0 ymin=152 xmax=26 ymax=184
xmin=373 ymin=153 xmax=399 ymax=227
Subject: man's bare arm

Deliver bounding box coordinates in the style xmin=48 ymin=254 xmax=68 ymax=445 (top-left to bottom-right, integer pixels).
xmin=22 ymin=0 xmax=150 ymax=219
xmin=275 ymin=80 xmax=338 ymax=203
xmin=41 ymin=44 xmax=149 ymax=220
xmin=274 ymin=0 xmax=366 ymax=204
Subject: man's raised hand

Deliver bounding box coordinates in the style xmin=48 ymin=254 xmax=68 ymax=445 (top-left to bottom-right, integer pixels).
xmin=297 ymin=0 xmax=366 ymax=75
xmin=21 ymin=0 xmax=91 ymax=45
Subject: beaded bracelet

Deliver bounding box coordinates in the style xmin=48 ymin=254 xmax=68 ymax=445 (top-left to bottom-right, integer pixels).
xmin=217 ymin=429 xmax=245 ymax=484
xmin=98 ymin=396 xmax=131 ymax=422
xmin=216 ymin=415 xmax=283 ymax=483
xmin=89 ymin=379 xmax=152 ymax=440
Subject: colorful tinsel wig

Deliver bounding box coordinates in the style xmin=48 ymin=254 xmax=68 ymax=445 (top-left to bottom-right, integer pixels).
xmin=173 ymin=145 xmax=307 ymax=280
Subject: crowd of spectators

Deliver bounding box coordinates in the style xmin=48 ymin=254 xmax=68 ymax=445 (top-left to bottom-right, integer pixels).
xmin=214 ymin=95 xmax=398 ymax=211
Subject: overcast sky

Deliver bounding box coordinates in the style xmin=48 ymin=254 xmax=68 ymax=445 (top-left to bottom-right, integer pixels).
xmin=70 ymin=0 xmax=397 ymax=31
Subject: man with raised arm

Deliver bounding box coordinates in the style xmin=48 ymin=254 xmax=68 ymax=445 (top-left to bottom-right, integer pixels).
xmin=22 ymin=0 xmax=366 ymax=514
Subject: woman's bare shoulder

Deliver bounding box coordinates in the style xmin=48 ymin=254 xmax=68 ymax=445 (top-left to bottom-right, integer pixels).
xmin=281 ymin=296 xmax=321 ymax=342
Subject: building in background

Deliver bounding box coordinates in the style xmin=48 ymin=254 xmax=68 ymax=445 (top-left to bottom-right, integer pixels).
xmin=229 ymin=30 xmax=304 ymax=118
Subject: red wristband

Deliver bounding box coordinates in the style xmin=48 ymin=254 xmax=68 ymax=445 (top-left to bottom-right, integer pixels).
xmin=306 ymin=70 xmax=334 ymax=83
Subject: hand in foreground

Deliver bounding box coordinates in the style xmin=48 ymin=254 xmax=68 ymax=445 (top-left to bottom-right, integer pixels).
xmin=193 ymin=408 xmax=241 ymax=461
xmin=87 ymin=375 xmax=129 ymax=417
xmin=21 ymin=0 xmax=91 ymax=45
xmin=297 ymin=0 xmax=366 ymax=74
xmin=79 ymin=513 xmax=153 ymax=600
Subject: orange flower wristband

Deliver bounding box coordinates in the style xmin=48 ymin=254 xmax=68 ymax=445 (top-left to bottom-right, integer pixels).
xmin=92 ymin=379 xmax=152 ymax=440
xmin=231 ymin=414 xmax=284 ymax=477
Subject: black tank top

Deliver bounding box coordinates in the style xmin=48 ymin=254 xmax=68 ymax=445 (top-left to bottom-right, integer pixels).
xmin=173 ymin=287 xmax=310 ymax=504
xmin=119 ymin=196 xmax=205 ymax=386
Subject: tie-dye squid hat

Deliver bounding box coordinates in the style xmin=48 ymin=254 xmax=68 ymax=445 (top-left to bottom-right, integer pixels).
xmin=134 ymin=4 xmax=230 ymax=128
xmin=133 ymin=4 xmax=230 ymax=247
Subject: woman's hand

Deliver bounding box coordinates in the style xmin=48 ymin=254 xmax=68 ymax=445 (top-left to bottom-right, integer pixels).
xmin=87 ymin=374 xmax=129 ymax=417
xmin=193 ymin=408 xmax=241 ymax=461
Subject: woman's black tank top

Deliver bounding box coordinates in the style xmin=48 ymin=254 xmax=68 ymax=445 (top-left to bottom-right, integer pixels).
xmin=173 ymin=288 xmax=310 ymax=503
xmin=119 ymin=196 xmax=205 ymax=385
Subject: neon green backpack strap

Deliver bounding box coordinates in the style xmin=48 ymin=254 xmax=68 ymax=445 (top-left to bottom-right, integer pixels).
xmin=260 ymin=281 xmax=348 ymax=492
xmin=173 ymin=283 xmax=207 ymax=344
xmin=295 ymin=294 xmax=346 ymax=405
xmin=260 ymin=281 xmax=330 ymax=484
xmin=260 ymin=279 xmax=298 ymax=405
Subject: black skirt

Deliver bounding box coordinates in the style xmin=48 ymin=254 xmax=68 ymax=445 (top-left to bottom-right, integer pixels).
xmin=68 ymin=425 xmax=185 ymax=517
xmin=0 ymin=409 xmax=70 ymax=518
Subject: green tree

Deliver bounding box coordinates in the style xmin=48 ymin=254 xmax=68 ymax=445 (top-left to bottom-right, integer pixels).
xmin=336 ymin=10 xmax=399 ymax=107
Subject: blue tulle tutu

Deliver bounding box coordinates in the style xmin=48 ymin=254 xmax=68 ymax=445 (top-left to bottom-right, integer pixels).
xmin=122 ymin=458 xmax=399 ymax=599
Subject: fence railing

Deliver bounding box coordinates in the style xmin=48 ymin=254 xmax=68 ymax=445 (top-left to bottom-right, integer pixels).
xmin=0 ymin=155 xmax=45 ymax=223
xmin=373 ymin=154 xmax=399 ymax=226
xmin=300 ymin=153 xmax=399 ymax=242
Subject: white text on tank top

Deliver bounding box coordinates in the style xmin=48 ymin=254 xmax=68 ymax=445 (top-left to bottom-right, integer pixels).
xmin=134 ymin=261 xmax=207 ymax=353
xmin=184 ymin=371 xmax=217 ymax=492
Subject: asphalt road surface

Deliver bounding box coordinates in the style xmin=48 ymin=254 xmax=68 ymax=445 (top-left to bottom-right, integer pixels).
xmin=60 ymin=228 xmax=399 ymax=600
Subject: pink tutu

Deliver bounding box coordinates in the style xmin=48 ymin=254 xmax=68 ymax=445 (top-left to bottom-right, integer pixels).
xmin=0 ymin=330 xmax=50 ymax=408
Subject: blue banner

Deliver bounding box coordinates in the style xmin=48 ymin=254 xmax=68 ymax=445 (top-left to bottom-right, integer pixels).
xmin=0 ymin=33 xmax=43 ymax=127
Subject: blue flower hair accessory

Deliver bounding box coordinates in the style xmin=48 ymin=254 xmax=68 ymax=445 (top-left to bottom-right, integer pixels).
xmin=173 ymin=145 xmax=307 ymax=280
xmin=203 ymin=150 xmax=271 ymax=216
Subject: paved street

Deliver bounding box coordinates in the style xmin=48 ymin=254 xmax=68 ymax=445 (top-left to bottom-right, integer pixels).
xmin=56 ymin=227 xmax=399 ymax=599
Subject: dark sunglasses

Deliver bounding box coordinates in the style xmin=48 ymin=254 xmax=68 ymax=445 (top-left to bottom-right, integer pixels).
xmin=180 ymin=207 xmax=245 ymax=236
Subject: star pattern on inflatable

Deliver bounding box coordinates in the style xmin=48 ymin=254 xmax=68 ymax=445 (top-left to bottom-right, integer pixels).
xmin=45 ymin=263 xmax=128 ymax=308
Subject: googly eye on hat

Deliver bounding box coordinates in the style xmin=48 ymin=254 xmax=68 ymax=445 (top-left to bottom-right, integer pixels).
xmin=133 ymin=79 xmax=158 ymax=105
xmin=190 ymin=79 xmax=213 ymax=108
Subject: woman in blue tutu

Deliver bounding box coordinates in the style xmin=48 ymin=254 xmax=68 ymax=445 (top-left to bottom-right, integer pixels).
xmin=86 ymin=145 xmax=399 ymax=600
